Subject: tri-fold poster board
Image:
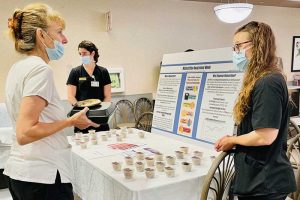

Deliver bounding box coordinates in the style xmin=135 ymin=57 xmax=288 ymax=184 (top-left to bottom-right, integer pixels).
xmin=152 ymin=48 xmax=243 ymax=146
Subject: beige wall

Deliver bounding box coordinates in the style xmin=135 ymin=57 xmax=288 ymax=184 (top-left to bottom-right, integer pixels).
xmin=0 ymin=0 xmax=300 ymax=102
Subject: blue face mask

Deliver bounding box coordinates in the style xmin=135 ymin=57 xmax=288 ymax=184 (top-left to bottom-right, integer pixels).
xmin=232 ymin=49 xmax=249 ymax=71
xmin=81 ymin=56 xmax=91 ymax=65
xmin=43 ymin=32 xmax=64 ymax=60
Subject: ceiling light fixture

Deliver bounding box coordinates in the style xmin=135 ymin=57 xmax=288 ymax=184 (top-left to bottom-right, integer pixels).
xmin=214 ymin=2 xmax=253 ymax=24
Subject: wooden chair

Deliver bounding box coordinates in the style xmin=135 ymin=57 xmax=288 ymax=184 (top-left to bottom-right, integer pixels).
xmin=287 ymin=134 xmax=300 ymax=200
xmin=288 ymin=118 xmax=300 ymax=140
xmin=115 ymin=99 xmax=135 ymax=128
xmin=200 ymin=151 xmax=235 ymax=200
xmin=134 ymin=97 xmax=153 ymax=121
xmin=135 ymin=112 xmax=153 ymax=132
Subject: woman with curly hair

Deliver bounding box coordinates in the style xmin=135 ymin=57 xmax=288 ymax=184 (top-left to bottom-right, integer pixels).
xmin=215 ymin=21 xmax=296 ymax=200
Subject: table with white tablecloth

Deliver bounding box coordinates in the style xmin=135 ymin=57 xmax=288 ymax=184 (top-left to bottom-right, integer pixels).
xmin=71 ymin=129 xmax=217 ymax=200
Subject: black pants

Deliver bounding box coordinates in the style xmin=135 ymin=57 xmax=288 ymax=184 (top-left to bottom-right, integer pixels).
xmin=7 ymin=171 xmax=73 ymax=200
xmin=238 ymin=194 xmax=287 ymax=200
xmin=0 ymin=169 xmax=9 ymax=189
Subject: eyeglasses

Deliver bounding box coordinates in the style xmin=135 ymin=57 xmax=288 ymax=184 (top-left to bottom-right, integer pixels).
xmin=232 ymin=41 xmax=252 ymax=53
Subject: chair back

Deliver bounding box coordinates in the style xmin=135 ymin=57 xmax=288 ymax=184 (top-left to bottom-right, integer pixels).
xmin=115 ymin=99 xmax=135 ymax=126
xmin=288 ymin=134 xmax=300 ymax=200
xmin=134 ymin=97 xmax=153 ymax=121
xmin=288 ymin=118 xmax=300 ymax=140
xmin=200 ymin=151 xmax=235 ymax=200
xmin=135 ymin=112 xmax=153 ymax=132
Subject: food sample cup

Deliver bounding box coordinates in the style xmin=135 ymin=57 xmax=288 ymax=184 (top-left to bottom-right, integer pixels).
xmin=156 ymin=162 xmax=165 ymax=172
xmin=145 ymin=157 xmax=155 ymax=167
xmin=80 ymin=141 xmax=87 ymax=149
xmin=125 ymin=156 xmax=134 ymax=165
xmin=123 ymin=168 xmax=133 ymax=179
xmin=138 ymin=131 xmax=145 ymax=138
xmin=154 ymin=152 xmax=164 ymax=161
xmin=165 ymin=167 xmax=175 ymax=178
xmin=121 ymin=127 xmax=127 ymax=132
xmin=112 ymin=162 xmax=122 ymax=172
xmin=145 ymin=168 xmax=155 ymax=179
xmin=82 ymin=135 xmax=89 ymax=142
xmin=192 ymin=156 xmax=202 ymax=166
xmin=101 ymin=134 xmax=108 ymax=141
xmin=175 ymin=151 xmax=184 ymax=159
xmin=166 ymin=156 xmax=176 ymax=165
xmin=128 ymin=128 xmax=134 ymax=134
xmin=121 ymin=132 xmax=127 ymax=139
xmin=91 ymin=138 xmax=98 ymax=145
xmin=116 ymin=134 xmax=122 ymax=142
xmin=180 ymin=146 xmax=189 ymax=154
xmin=110 ymin=129 xmax=117 ymax=135
xmin=106 ymin=131 xmax=111 ymax=137
xmin=136 ymin=151 xmax=145 ymax=160
xmin=182 ymin=162 xmax=192 ymax=172
xmin=194 ymin=151 xmax=204 ymax=158
xmin=75 ymin=139 xmax=81 ymax=145
xmin=75 ymin=132 xmax=82 ymax=139
xmin=135 ymin=161 xmax=145 ymax=172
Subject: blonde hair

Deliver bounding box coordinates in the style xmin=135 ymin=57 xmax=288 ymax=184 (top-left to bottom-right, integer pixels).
xmin=233 ymin=21 xmax=282 ymax=124
xmin=8 ymin=3 xmax=65 ymax=53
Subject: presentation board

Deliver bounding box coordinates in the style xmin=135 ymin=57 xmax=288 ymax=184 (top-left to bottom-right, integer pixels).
xmin=152 ymin=48 xmax=243 ymax=146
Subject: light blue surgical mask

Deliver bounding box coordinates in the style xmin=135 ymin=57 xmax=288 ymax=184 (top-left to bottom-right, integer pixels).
xmin=42 ymin=32 xmax=64 ymax=60
xmin=232 ymin=49 xmax=249 ymax=71
xmin=81 ymin=56 xmax=91 ymax=65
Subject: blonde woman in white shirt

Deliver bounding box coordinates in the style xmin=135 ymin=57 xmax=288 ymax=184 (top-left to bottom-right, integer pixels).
xmin=5 ymin=3 xmax=98 ymax=200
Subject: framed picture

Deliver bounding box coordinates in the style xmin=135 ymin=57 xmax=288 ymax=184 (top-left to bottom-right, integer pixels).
xmin=291 ymin=36 xmax=300 ymax=72
xmin=107 ymin=67 xmax=125 ymax=93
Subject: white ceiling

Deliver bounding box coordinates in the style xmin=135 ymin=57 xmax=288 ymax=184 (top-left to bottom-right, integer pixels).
xmin=183 ymin=0 xmax=300 ymax=8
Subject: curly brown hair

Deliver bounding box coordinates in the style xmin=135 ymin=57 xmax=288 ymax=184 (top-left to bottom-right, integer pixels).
xmin=233 ymin=21 xmax=282 ymax=124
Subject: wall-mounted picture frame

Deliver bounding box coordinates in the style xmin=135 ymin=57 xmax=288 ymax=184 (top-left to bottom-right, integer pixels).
xmin=107 ymin=67 xmax=125 ymax=93
xmin=291 ymin=36 xmax=300 ymax=72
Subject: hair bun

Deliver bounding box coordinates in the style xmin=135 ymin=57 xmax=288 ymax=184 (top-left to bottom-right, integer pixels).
xmin=7 ymin=17 xmax=13 ymax=29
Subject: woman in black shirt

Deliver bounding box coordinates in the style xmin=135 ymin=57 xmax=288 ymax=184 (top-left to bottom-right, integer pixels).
xmin=215 ymin=21 xmax=296 ymax=200
xmin=67 ymin=40 xmax=111 ymax=132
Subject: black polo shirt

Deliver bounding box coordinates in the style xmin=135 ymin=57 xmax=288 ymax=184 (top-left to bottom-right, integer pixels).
xmin=233 ymin=73 xmax=296 ymax=196
xmin=66 ymin=65 xmax=111 ymax=101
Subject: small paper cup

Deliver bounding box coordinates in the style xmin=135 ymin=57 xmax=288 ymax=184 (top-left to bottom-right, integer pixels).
xmin=136 ymin=152 xmax=145 ymax=160
xmin=175 ymin=151 xmax=184 ymax=159
xmin=135 ymin=161 xmax=145 ymax=172
xmin=166 ymin=156 xmax=176 ymax=165
xmin=125 ymin=156 xmax=134 ymax=165
xmin=165 ymin=167 xmax=175 ymax=178
xmin=123 ymin=168 xmax=133 ymax=179
xmin=156 ymin=162 xmax=165 ymax=172
xmin=145 ymin=157 xmax=155 ymax=167
xmin=145 ymin=168 xmax=155 ymax=179
xmin=181 ymin=162 xmax=192 ymax=172
xmin=112 ymin=162 xmax=122 ymax=172
xmin=180 ymin=146 xmax=189 ymax=154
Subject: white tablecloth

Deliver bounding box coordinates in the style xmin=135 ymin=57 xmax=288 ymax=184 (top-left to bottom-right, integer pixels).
xmin=0 ymin=127 xmax=13 ymax=169
xmin=71 ymin=129 xmax=217 ymax=200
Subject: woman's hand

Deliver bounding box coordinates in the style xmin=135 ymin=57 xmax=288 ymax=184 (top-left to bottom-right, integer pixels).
xmin=68 ymin=107 xmax=100 ymax=129
xmin=215 ymin=135 xmax=236 ymax=152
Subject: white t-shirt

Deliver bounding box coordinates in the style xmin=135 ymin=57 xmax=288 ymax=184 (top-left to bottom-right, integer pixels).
xmin=4 ymin=56 xmax=73 ymax=184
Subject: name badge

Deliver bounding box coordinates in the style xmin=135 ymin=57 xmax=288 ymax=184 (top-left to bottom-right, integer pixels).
xmin=91 ymin=81 xmax=99 ymax=87
xmin=79 ymin=77 xmax=87 ymax=81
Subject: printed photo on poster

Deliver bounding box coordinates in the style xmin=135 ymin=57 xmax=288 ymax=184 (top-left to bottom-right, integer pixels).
xmin=291 ymin=36 xmax=300 ymax=72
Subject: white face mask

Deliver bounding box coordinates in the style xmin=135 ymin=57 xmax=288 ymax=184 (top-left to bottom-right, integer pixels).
xmin=42 ymin=31 xmax=64 ymax=60
xmin=81 ymin=56 xmax=91 ymax=65
xmin=232 ymin=46 xmax=252 ymax=71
